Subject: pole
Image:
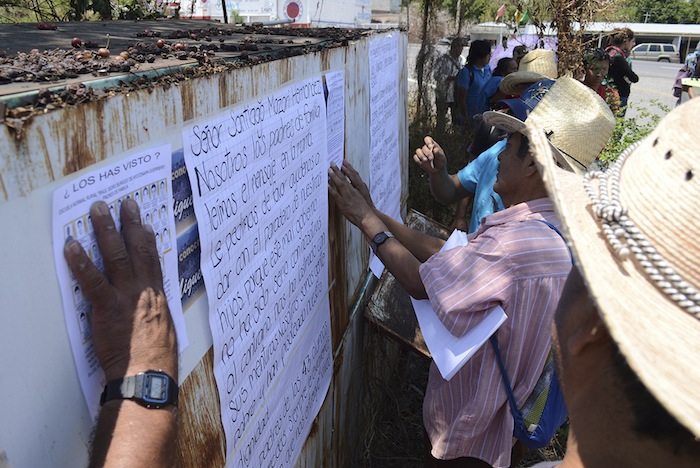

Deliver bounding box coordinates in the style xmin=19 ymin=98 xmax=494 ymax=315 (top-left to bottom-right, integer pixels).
xmin=455 ymin=0 xmax=461 ymax=30
xmin=221 ymin=0 xmax=228 ymax=23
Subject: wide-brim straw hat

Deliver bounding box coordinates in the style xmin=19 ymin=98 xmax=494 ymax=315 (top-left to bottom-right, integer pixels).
xmin=519 ymin=48 xmax=558 ymax=79
xmin=483 ymin=77 xmax=615 ymax=173
xmin=529 ymin=98 xmax=700 ymax=439
xmin=499 ymin=71 xmax=548 ymax=95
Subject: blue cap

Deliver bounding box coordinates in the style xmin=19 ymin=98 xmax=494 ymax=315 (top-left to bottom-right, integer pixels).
xmin=496 ymin=79 xmax=555 ymax=121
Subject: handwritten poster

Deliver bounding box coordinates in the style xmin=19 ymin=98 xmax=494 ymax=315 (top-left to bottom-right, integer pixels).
xmin=368 ymin=32 xmax=402 ymax=277
xmin=52 ymin=145 xmax=188 ymax=420
xmin=182 ymin=77 xmax=333 ymax=466
xmin=324 ymin=70 xmax=345 ymax=168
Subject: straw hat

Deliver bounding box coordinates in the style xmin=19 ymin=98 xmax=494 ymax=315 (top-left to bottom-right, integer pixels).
xmin=496 ymin=79 xmax=554 ymax=121
xmin=528 ymin=98 xmax=700 ymax=438
xmin=519 ymin=48 xmax=558 ymax=79
xmin=499 ymin=71 xmax=548 ymax=95
xmin=483 ymin=77 xmax=615 ymax=174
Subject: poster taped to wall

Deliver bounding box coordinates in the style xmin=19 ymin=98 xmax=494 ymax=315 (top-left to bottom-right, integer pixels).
xmin=182 ymin=77 xmax=333 ymax=466
xmin=52 ymin=145 xmax=188 ymax=420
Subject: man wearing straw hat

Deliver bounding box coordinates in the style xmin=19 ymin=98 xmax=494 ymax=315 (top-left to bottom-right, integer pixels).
xmin=526 ymin=99 xmax=700 ymax=468
xmin=329 ymin=77 xmax=615 ymax=467
xmin=415 ymin=77 xmax=614 ymax=235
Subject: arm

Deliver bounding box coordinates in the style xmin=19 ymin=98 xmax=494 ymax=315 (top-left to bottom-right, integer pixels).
xmin=412 ymin=136 xmax=471 ymax=205
xmin=328 ymin=163 xmax=443 ymax=297
xmin=617 ymin=55 xmax=639 ymax=83
xmin=455 ymin=85 xmax=467 ymax=122
xmin=454 ymin=68 xmax=469 ymax=123
xmin=64 ymin=199 xmax=177 ymax=468
xmin=450 ymin=196 xmax=471 ymax=232
xmin=339 ymin=162 xmax=445 ymax=262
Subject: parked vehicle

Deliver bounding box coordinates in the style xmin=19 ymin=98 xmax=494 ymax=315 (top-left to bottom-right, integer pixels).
xmin=630 ymin=43 xmax=680 ymax=63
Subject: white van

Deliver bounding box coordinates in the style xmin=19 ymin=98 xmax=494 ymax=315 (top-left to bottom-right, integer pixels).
xmin=630 ymin=43 xmax=680 ymax=63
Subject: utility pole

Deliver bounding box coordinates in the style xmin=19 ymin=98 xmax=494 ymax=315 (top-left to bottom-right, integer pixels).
xmin=455 ymin=0 xmax=461 ymax=29
xmin=644 ymin=11 xmax=651 ymax=23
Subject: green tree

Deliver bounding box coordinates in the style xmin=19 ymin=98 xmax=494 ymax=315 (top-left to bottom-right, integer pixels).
xmin=441 ymin=0 xmax=492 ymax=35
xmin=611 ymin=0 xmax=700 ymax=23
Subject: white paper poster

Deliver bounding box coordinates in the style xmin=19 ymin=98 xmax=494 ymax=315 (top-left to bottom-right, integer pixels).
xmin=324 ymin=70 xmax=345 ymax=168
xmin=409 ymin=229 xmax=506 ymax=381
xmin=368 ymin=32 xmax=402 ymax=277
xmin=52 ymin=145 xmax=188 ymax=420
xmin=182 ymin=77 xmax=333 ymax=466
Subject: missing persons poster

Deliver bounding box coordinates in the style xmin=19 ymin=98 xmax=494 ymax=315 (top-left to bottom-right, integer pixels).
xmin=52 ymin=145 xmax=188 ymax=420
xmin=181 ymin=77 xmax=333 ymax=466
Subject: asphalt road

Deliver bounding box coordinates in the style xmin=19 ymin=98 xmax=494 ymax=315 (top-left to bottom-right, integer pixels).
xmin=627 ymin=59 xmax=681 ymax=119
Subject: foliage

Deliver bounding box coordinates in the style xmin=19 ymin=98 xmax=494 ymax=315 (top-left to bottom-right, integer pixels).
xmin=115 ymin=0 xmax=142 ymax=19
xmin=597 ymin=100 xmax=670 ymax=168
xmin=230 ymin=8 xmax=243 ymax=24
xmin=0 ymin=0 xmax=69 ymax=22
xmin=0 ymin=0 xmax=175 ymax=22
xmin=609 ymin=0 xmax=700 ymax=24
xmin=440 ymin=0 xmax=491 ymax=30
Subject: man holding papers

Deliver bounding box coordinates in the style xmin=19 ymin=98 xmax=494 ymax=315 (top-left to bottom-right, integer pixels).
xmin=328 ymin=78 xmax=615 ymax=467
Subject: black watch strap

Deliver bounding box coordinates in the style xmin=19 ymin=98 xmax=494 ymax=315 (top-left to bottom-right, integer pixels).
xmin=370 ymin=231 xmax=394 ymax=254
xmin=100 ymin=370 xmax=178 ymax=409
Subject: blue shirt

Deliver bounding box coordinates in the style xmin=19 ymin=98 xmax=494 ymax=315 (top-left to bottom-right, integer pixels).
xmin=457 ymin=139 xmax=506 ymax=233
xmin=474 ymin=75 xmax=503 ymax=113
xmin=456 ymin=64 xmax=493 ymax=118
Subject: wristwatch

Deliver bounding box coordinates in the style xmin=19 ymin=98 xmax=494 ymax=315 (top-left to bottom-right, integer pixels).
xmin=100 ymin=370 xmax=178 ymax=409
xmin=370 ymin=231 xmax=394 ymax=254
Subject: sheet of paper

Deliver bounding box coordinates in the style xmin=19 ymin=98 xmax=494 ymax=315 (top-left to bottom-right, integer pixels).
xmin=324 ymin=70 xmax=345 ymax=168
xmin=52 ymin=145 xmax=188 ymax=420
xmin=682 ymin=77 xmax=700 ymax=87
xmin=410 ymin=229 xmax=506 ymax=381
xmin=171 ymin=147 xmax=206 ymax=311
xmin=182 ymin=77 xmax=333 ymax=466
xmin=368 ymin=32 xmax=403 ymax=278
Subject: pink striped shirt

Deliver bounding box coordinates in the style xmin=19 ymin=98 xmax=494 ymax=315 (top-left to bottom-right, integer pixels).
xmin=418 ymin=199 xmax=571 ymax=466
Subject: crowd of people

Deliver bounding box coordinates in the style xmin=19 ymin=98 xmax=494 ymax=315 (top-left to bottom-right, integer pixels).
xmin=329 ymin=29 xmax=698 ymax=467
xmin=434 ymin=28 xmax=646 ymax=134
xmin=64 ymin=28 xmax=700 ymax=468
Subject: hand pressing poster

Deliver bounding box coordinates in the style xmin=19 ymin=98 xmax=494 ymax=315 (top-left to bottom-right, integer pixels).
xmin=52 ymin=145 xmax=188 ymax=420
xmin=182 ymin=77 xmax=333 ymax=467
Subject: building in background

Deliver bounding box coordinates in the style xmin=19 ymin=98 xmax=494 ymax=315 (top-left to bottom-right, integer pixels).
xmin=472 ymin=21 xmax=700 ymax=62
xmin=185 ymin=0 xmax=371 ymax=26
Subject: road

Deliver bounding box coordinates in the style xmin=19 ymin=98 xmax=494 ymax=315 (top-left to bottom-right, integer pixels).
xmin=627 ymin=59 xmax=680 ymax=119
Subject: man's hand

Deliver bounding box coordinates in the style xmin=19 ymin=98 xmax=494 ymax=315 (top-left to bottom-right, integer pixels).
xmin=413 ymin=136 xmax=447 ymax=174
xmin=339 ymin=161 xmax=376 ymax=211
xmin=328 ymin=162 xmax=377 ymax=229
xmin=63 ymin=199 xmax=177 ymax=382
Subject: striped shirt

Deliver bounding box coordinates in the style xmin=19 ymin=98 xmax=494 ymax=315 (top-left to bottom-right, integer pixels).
xmin=418 ymin=199 xmax=571 ymax=466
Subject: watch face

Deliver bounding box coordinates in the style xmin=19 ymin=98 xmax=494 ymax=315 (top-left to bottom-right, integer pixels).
xmin=145 ymin=374 xmax=167 ymax=402
xmin=373 ymin=232 xmax=389 ymax=244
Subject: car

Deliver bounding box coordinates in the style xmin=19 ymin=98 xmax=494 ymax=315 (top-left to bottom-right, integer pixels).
xmin=630 ymin=43 xmax=680 ymax=63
